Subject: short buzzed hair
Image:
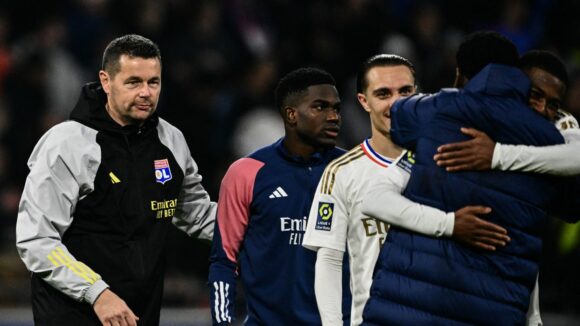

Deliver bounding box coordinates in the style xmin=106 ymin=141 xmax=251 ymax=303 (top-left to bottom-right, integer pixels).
xmin=274 ymin=67 xmax=336 ymax=115
xmin=357 ymin=54 xmax=416 ymax=93
xmin=520 ymin=50 xmax=569 ymax=88
xmin=456 ymin=31 xmax=519 ymax=79
xmin=102 ymin=34 xmax=161 ymax=77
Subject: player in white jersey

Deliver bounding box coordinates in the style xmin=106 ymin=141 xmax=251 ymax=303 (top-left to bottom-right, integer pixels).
xmin=302 ymin=54 xmax=509 ymax=326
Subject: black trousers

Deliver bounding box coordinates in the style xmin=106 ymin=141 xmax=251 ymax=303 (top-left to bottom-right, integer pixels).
xmin=31 ymin=274 xmax=163 ymax=326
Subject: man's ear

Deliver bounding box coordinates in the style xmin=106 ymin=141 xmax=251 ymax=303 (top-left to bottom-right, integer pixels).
xmin=99 ymin=70 xmax=111 ymax=94
xmin=357 ymin=93 xmax=371 ymax=113
xmin=285 ymin=106 xmax=297 ymax=125
xmin=453 ymin=68 xmax=467 ymax=88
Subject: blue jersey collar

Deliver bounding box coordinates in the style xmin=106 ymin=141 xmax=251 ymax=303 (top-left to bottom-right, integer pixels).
xmin=275 ymin=137 xmax=329 ymax=164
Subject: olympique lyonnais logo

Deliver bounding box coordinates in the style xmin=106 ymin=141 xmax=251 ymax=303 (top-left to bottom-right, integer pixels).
xmin=154 ymin=159 xmax=172 ymax=184
xmin=315 ymin=202 xmax=334 ymax=231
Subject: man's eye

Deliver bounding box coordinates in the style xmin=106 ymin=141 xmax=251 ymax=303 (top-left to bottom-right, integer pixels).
xmin=530 ymin=89 xmax=542 ymax=99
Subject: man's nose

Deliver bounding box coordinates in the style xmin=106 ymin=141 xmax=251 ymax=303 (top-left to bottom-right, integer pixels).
xmin=326 ymin=108 xmax=340 ymax=121
xmin=139 ymin=83 xmax=152 ymax=97
xmin=385 ymin=96 xmax=400 ymax=112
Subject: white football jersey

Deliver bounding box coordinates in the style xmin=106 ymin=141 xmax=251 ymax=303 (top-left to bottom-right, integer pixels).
xmin=554 ymin=109 xmax=579 ymax=131
xmin=303 ymin=139 xmax=399 ymax=326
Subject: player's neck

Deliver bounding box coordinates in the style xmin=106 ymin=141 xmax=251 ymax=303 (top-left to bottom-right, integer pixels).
xmin=283 ymin=134 xmax=325 ymax=161
xmin=369 ymin=132 xmax=402 ymax=159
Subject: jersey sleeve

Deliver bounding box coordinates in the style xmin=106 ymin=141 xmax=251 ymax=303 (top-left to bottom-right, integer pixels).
xmin=361 ymin=151 xmax=454 ymax=237
xmin=491 ymin=128 xmax=580 ymax=177
xmin=208 ymin=158 xmax=263 ymax=325
xmin=390 ymin=93 xmax=438 ymax=150
xmin=16 ymin=123 xmax=109 ymax=304
xmin=302 ymin=164 xmax=350 ymax=253
xmin=157 ymin=121 xmax=217 ymax=240
xmin=526 ymin=274 xmax=542 ymax=326
xmin=314 ymin=248 xmax=345 ymax=325
xmin=171 ymin=151 xmax=217 ymax=240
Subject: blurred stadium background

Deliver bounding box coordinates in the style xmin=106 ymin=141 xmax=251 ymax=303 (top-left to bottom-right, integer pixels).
xmin=0 ymin=0 xmax=579 ymax=325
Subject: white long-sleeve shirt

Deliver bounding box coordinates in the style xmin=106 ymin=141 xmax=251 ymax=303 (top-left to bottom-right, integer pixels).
xmin=303 ymin=141 xmax=453 ymax=326
xmin=493 ymin=128 xmax=580 ymax=176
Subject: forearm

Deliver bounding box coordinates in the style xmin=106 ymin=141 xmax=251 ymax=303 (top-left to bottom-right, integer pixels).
xmin=208 ymin=211 xmax=243 ymax=325
xmin=362 ymin=185 xmax=454 ymax=237
xmin=208 ymin=258 xmax=237 ymax=325
xmin=17 ymin=207 xmax=108 ymax=304
xmin=493 ymin=134 xmax=580 ymax=176
xmin=315 ymin=248 xmax=344 ymax=326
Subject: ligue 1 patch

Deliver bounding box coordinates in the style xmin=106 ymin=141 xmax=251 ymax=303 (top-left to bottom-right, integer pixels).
xmin=315 ymin=202 xmax=334 ymax=231
xmin=396 ymin=151 xmax=415 ymax=174
xmin=154 ymin=159 xmax=172 ymax=184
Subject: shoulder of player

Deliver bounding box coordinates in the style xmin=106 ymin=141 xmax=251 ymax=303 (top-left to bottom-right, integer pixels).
xmin=325 ymin=145 xmax=366 ymax=173
xmin=222 ymin=157 xmax=265 ymax=186
xmin=392 ymin=150 xmax=415 ymax=174
xmin=157 ymin=118 xmax=186 ymax=142
xmin=37 ymin=121 xmax=99 ymax=155
xmin=27 ymin=121 xmax=100 ymax=172
xmin=318 ymin=145 xmax=366 ymax=195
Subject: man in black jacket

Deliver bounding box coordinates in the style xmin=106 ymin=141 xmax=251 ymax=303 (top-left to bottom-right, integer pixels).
xmin=16 ymin=34 xmax=216 ymax=326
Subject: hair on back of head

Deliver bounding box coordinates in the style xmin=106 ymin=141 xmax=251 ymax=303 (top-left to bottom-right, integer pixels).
xmin=520 ymin=50 xmax=569 ymax=88
xmin=102 ymin=34 xmax=161 ymax=77
xmin=456 ymin=31 xmax=519 ymax=79
xmin=274 ymin=67 xmax=336 ymax=113
xmin=356 ymin=54 xmax=416 ymax=93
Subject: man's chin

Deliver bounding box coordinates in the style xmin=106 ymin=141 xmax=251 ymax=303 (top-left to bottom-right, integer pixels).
xmin=131 ymin=110 xmax=154 ymax=121
xmin=317 ymin=137 xmax=337 ymax=148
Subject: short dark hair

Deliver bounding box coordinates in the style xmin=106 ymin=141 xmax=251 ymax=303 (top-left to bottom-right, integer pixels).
xmin=274 ymin=67 xmax=336 ymax=113
xmin=356 ymin=54 xmax=416 ymax=93
xmin=520 ymin=50 xmax=569 ymax=88
xmin=456 ymin=31 xmax=519 ymax=79
xmin=102 ymin=34 xmax=161 ymax=77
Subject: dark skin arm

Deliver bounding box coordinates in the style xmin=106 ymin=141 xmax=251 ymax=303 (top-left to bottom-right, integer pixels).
xmin=434 ymin=127 xmax=496 ymax=171
xmin=453 ymin=206 xmax=510 ymax=251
